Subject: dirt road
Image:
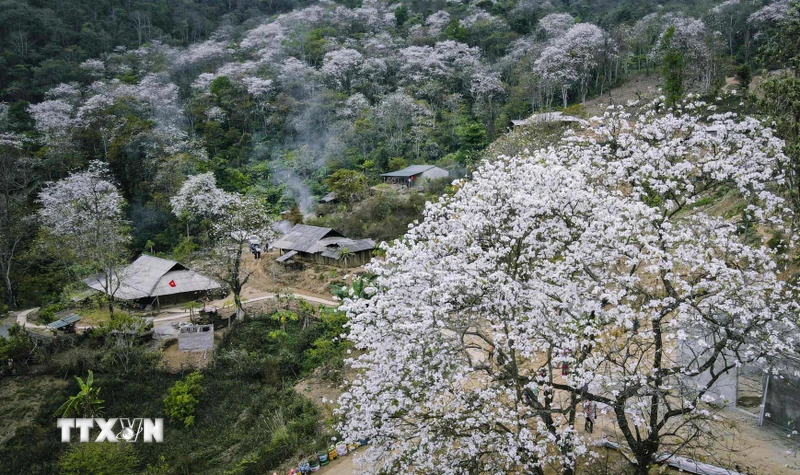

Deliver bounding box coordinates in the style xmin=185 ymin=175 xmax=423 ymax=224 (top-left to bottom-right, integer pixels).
xmin=318 ymin=452 xmax=359 ymax=475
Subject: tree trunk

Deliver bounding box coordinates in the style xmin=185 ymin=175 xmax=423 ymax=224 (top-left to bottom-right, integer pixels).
xmin=3 ymin=264 xmax=15 ymax=309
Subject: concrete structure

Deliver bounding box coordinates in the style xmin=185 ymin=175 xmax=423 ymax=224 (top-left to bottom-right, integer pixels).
xmin=272 ymin=224 xmax=375 ymax=268
xmin=380 ymin=165 xmax=449 ymax=188
xmin=83 ymin=255 xmax=223 ymax=309
xmin=178 ymin=324 xmax=214 ymax=351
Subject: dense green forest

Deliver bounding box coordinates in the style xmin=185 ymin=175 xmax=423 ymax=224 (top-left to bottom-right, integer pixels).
xmin=0 ymin=0 xmax=794 ymax=308
xmin=0 ymin=0 xmax=310 ymax=102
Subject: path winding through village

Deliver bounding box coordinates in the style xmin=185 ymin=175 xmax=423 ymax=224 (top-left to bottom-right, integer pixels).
xmin=12 ymin=290 xmax=339 ymax=331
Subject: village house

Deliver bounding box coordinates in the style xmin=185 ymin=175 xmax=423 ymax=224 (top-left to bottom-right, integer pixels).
xmin=318 ymin=192 xmax=338 ymax=204
xmin=380 ymin=164 xmax=449 ymax=187
xmin=83 ymin=255 xmax=223 ymax=309
xmin=271 ymin=224 xmax=375 ymax=267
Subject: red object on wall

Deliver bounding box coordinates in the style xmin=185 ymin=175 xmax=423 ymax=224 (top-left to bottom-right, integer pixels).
xmin=168 ymin=280 xmax=176 ymax=287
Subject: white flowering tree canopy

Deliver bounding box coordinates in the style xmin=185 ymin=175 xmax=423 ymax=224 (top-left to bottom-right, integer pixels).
xmin=38 ymin=161 xmax=130 ymax=309
xmin=170 ymin=172 xmax=236 ymax=220
xmin=172 ymin=171 xmax=276 ymax=246
xmin=337 ymin=101 xmax=799 ymax=475
xmin=171 ymin=172 xmax=276 ymax=312
xmin=38 ymin=161 xmax=127 ymax=241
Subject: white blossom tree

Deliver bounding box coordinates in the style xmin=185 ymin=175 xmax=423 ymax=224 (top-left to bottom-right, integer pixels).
xmin=172 ymin=174 xmax=275 ymax=315
xmin=533 ymin=23 xmax=607 ymax=108
xmin=321 ymin=48 xmax=364 ymax=90
xmin=538 ymin=13 xmax=575 ymax=39
xmin=170 ymin=172 xmax=235 ymax=238
xmin=470 ymin=70 xmax=505 ymax=132
xmin=38 ymin=161 xmax=130 ymax=315
xmin=337 ymin=101 xmax=800 ymax=475
xmin=650 ymin=14 xmax=717 ymax=91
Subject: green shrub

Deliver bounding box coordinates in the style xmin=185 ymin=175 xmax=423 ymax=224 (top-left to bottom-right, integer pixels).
xmin=0 ymin=324 xmax=42 ymax=366
xmin=59 ymin=442 xmax=140 ymax=475
xmin=93 ymin=313 xmax=153 ymax=338
xmin=562 ymin=104 xmax=586 ymax=118
xmin=38 ymin=302 xmax=66 ymax=323
xmin=171 ymin=236 xmax=198 ymax=263
xmin=164 ymin=371 xmax=204 ymax=427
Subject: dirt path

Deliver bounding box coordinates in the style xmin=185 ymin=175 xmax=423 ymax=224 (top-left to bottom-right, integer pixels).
xmin=9 ymin=290 xmax=338 ymax=333
xmin=14 ymin=307 xmax=47 ymax=330
xmin=317 ymin=450 xmax=361 ymax=475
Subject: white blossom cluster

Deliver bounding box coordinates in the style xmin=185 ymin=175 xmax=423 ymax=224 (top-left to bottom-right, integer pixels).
xmin=337 ymin=102 xmax=799 ymax=473
xmin=38 ymin=161 xmax=127 ymax=240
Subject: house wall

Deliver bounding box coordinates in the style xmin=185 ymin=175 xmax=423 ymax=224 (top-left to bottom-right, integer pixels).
xmin=145 ymin=291 xmax=213 ymax=308
xmin=294 ymin=250 xmax=373 ymax=268
xmin=178 ymin=324 xmax=214 ymax=351
xmin=761 ymin=357 xmax=800 ymax=431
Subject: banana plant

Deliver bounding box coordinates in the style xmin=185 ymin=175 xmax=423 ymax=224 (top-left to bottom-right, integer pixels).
xmin=55 ymin=370 xmax=104 ymax=418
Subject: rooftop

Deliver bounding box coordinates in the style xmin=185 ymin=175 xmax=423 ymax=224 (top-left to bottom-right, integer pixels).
xmin=47 ymin=314 xmax=82 ymax=330
xmin=83 ymin=255 xmax=222 ymax=300
xmin=272 ymin=224 xmax=375 ymax=260
xmin=271 ymin=225 xmax=344 ymax=253
xmin=380 ymin=164 xmax=438 ymax=178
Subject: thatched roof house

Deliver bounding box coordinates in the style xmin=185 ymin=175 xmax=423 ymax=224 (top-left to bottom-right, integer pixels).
xmin=83 ymin=255 xmax=223 ymax=308
xmin=271 ymin=224 xmax=375 ymax=267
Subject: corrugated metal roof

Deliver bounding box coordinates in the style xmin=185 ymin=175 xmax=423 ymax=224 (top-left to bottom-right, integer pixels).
xmin=83 ymin=255 xmax=221 ymax=300
xmin=271 ymin=225 xmax=375 ymax=262
xmin=319 ymin=192 xmax=338 ymax=203
xmin=47 ymin=314 xmax=82 ymax=329
xmin=271 ymin=225 xmax=343 ymax=253
xmin=380 ymin=165 xmax=436 ymax=178
xmin=150 ymin=270 xmax=223 ymax=297
xmin=316 ymin=237 xmax=375 ymax=258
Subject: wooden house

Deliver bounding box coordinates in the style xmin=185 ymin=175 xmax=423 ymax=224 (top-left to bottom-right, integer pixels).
xmin=271 ymin=225 xmax=375 ymax=268
xmin=380 ymin=165 xmax=449 ymax=187
xmin=83 ymin=255 xmax=223 ymax=309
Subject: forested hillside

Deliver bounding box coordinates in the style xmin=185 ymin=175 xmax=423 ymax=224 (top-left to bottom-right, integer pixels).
xmin=0 ymin=0 xmax=793 ymax=309
xmin=3 ymin=1 xmax=800 ymax=474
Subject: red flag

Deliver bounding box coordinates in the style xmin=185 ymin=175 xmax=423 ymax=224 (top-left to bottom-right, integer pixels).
xmin=168 ymin=280 xmax=176 ymax=288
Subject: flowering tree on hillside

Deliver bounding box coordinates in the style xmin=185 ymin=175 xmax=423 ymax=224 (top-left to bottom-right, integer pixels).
xmin=337 ymin=101 xmax=799 ymax=475
xmin=534 ymin=23 xmax=607 ymax=108
xmin=538 ymin=13 xmax=575 ymax=39
xmin=172 ymin=173 xmax=275 ymax=315
xmin=170 ymin=172 xmax=235 ymax=237
xmin=321 ymin=48 xmax=364 ymax=91
xmin=38 ymin=161 xmax=130 ymax=315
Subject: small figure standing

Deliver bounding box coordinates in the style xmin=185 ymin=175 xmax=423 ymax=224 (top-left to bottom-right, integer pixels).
xmin=584 ymin=400 xmax=596 ymax=434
